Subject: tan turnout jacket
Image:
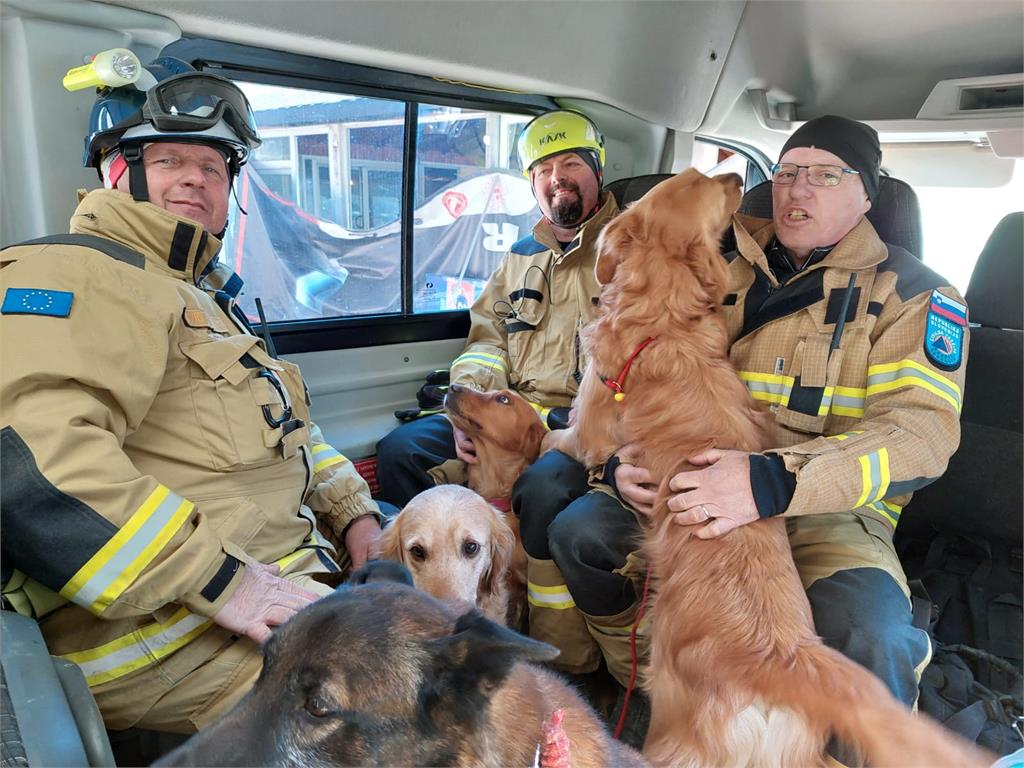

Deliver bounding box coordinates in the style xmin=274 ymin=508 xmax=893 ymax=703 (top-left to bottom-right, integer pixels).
xmin=725 ymin=214 xmax=969 ymax=530
xmin=0 ymin=189 xmax=377 ymax=693
xmin=450 ymin=193 xmax=619 ymax=409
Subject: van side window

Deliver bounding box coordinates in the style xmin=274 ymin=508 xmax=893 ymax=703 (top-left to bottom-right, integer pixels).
xmin=692 ymin=137 xmax=768 ymax=189
xmin=220 ymin=81 xmax=539 ymax=322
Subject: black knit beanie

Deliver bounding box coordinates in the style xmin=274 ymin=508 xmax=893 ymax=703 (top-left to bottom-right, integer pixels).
xmin=780 ymin=115 xmax=880 ymax=202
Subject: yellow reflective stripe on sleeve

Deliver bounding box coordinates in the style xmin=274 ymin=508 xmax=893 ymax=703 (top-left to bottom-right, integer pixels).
xmin=63 ymin=607 xmax=213 ymax=686
xmin=452 ymin=351 xmax=509 ymax=372
xmin=855 ymin=448 xmax=891 ymax=508
xmin=831 ymin=386 xmax=866 ymax=417
xmin=61 ymin=485 xmax=194 ymax=613
xmin=311 ymin=442 xmax=349 ymax=474
xmin=867 ymin=360 xmax=962 ymax=413
xmin=527 ymin=581 xmax=576 ymax=610
xmin=867 ymin=500 xmax=903 ymax=526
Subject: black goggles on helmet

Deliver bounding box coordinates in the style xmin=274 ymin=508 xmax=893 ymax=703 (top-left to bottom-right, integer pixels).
xmin=140 ymin=72 xmax=261 ymax=149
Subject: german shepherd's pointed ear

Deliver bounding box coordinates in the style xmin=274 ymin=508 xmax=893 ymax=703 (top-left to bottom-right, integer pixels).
xmin=429 ymin=610 xmax=559 ymax=691
xmin=348 ymin=559 xmax=414 ymax=586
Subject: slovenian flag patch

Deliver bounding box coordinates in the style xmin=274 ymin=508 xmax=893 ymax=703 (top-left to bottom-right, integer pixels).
xmin=924 ymin=289 xmax=966 ymax=371
xmin=929 ymin=290 xmax=968 ymax=326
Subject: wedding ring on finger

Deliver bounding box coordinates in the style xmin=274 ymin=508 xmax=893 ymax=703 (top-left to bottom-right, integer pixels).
xmin=699 ymin=504 xmax=711 ymax=521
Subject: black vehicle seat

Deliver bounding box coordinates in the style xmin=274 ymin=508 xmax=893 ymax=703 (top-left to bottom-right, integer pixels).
xmin=605 ymin=173 xmax=674 ymax=209
xmin=898 ymin=212 xmax=1024 ymax=547
xmin=738 ymin=175 xmax=924 ymax=258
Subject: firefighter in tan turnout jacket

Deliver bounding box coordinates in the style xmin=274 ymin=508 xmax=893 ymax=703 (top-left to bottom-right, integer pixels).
xmin=376 ymin=109 xmax=619 ymax=506
xmin=519 ymin=117 xmax=968 ymax=749
xmin=0 ymin=57 xmax=380 ymax=733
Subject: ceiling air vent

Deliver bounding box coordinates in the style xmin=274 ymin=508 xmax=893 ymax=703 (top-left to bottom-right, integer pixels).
xmin=918 ymin=73 xmax=1024 ymax=121
xmin=958 ymin=84 xmax=1023 ymax=112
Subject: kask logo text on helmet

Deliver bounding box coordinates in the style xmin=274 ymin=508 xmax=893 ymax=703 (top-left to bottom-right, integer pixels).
xmin=538 ymin=131 xmax=568 ymax=146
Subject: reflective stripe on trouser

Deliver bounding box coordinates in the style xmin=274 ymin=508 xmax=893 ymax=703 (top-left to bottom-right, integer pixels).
xmin=583 ymin=600 xmax=650 ymax=689
xmin=526 ymin=555 xmax=600 ymax=673
xmin=788 ymin=511 xmax=931 ymax=767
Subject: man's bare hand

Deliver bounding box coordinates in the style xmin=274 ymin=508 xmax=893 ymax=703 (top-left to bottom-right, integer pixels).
xmin=666 ymin=448 xmax=759 ymax=538
xmin=452 ymin=425 xmax=478 ymax=464
xmin=344 ymin=513 xmax=382 ymax=569
xmin=211 ymin=561 xmax=320 ymax=644
xmin=614 ymin=443 xmax=658 ymax=515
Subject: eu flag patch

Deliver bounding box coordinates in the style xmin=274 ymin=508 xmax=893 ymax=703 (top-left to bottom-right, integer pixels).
xmin=1 ymin=288 xmax=74 ymax=318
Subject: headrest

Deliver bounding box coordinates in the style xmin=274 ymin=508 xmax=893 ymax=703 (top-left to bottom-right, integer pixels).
xmin=739 ymin=176 xmax=924 ymax=259
xmin=965 ymin=212 xmax=1024 ymax=330
xmin=606 ymin=174 xmax=674 ymax=209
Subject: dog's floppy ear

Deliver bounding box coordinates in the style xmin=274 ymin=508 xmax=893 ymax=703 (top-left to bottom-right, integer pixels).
xmin=431 ymin=609 xmax=559 ymax=688
xmin=519 ymin=417 xmax=547 ymax=463
xmin=482 ymin=509 xmax=515 ymax=596
xmin=374 ymin=515 xmax=405 ymax=564
xmin=348 ymin=559 xmax=414 ymax=586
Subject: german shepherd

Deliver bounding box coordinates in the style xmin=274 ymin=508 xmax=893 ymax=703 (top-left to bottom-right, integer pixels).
xmin=157 ymin=563 xmax=647 ymax=767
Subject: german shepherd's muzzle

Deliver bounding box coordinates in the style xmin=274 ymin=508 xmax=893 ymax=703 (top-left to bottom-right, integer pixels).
xmin=158 ymin=562 xmax=646 ymax=767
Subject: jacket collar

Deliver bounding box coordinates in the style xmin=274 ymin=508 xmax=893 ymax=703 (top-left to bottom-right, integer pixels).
xmin=731 ymin=214 xmax=888 ymax=286
xmin=70 ymin=189 xmax=222 ymax=285
xmin=533 ymin=191 xmax=619 ymax=258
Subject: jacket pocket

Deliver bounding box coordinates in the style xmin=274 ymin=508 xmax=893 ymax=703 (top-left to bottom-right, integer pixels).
xmin=179 ymin=335 xmax=291 ymax=470
xmin=775 ymin=334 xmax=845 ymax=434
xmin=506 ymin=297 xmax=548 ymax=374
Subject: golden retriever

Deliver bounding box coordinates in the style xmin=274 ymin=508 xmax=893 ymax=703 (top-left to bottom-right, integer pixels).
xmin=444 ymin=382 xmax=547 ymax=501
xmin=547 ymin=169 xmax=990 ymax=767
xmin=375 ymin=484 xmax=516 ymax=625
xmin=445 ymin=382 xmax=548 ymax=626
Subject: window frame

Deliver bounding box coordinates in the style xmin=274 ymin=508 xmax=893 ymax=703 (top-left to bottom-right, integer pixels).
xmin=162 ymin=37 xmax=557 ymax=354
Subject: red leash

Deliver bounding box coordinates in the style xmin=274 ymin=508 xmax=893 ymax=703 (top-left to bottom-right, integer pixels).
xmin=600 ymin=337 xmax=656 ymax=403
xmin=613 ymin=569 xmax=652 ymax=740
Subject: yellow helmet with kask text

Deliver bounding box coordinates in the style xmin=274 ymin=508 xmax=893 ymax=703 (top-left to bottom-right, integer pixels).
xmin=516 ymin=110 xmax=605 ymax=177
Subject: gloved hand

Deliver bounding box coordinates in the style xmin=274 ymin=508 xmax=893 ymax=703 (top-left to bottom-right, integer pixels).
xmin=211 ymin=560 xmax=320 ymax=644
xmin=394 ymin=369 xmax=451 ymax=422
xmin=545 ymin=407 xmax=573 ymax=430
xmin=416 ymin=369 xmax=450 ymax=409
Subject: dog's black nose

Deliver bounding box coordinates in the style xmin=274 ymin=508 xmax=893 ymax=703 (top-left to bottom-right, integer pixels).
xmin=348 ymin=560 xmax=414 ymax=586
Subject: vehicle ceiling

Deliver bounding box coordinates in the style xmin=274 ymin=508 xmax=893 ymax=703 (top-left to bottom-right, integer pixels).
xmin=102 ymin=0 xmax=1023 ymax=135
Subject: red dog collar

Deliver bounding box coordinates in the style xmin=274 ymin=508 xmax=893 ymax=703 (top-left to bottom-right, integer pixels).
xmin=599 ymin=337 xmax=655 ymax=402
xmin=488 ymin=496 xmax=513 ymax=513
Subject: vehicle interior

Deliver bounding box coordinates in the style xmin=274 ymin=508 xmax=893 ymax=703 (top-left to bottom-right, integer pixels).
xmin=1 ymin=0 xmax=1021 ymax=765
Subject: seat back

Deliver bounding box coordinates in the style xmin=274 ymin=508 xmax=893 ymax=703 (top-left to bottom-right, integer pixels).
xmin=739 ymin=176 xmax=924 ymax=258
xmin=605 ymin=174 xmax=674 ymax=209
xmin=899 ymin=212 xmax=1023 ymax=546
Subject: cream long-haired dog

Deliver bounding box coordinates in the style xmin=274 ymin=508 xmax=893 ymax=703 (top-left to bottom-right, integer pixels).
xmin=545 ymin=169 xmax=990 ymax=767
xmin=375 ymin=484 xmax=516 ymax=625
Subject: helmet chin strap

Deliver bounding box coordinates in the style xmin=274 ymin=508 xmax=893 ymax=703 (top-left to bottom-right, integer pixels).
xmin=121 ymin=143 xmax=149 ymax=202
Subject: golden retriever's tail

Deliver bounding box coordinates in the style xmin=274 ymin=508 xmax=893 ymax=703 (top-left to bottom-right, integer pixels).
xmin=753 ymin=643 xmax=993 ymax=768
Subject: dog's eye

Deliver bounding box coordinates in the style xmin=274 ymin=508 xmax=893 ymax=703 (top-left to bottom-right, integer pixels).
xmin=305 ymin=694 xmax=332 ymax=718
xmin=497 ymin=394 xmax=510 ymax=405
xmin=462 ymin=540 xmax=480 ymax=557
xmin=409 ymin=544 xmax=426 ymax=561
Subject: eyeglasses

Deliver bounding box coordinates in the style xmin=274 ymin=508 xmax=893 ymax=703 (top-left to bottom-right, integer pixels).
xmin=769 ymin=163 xmax=860 ymax=187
